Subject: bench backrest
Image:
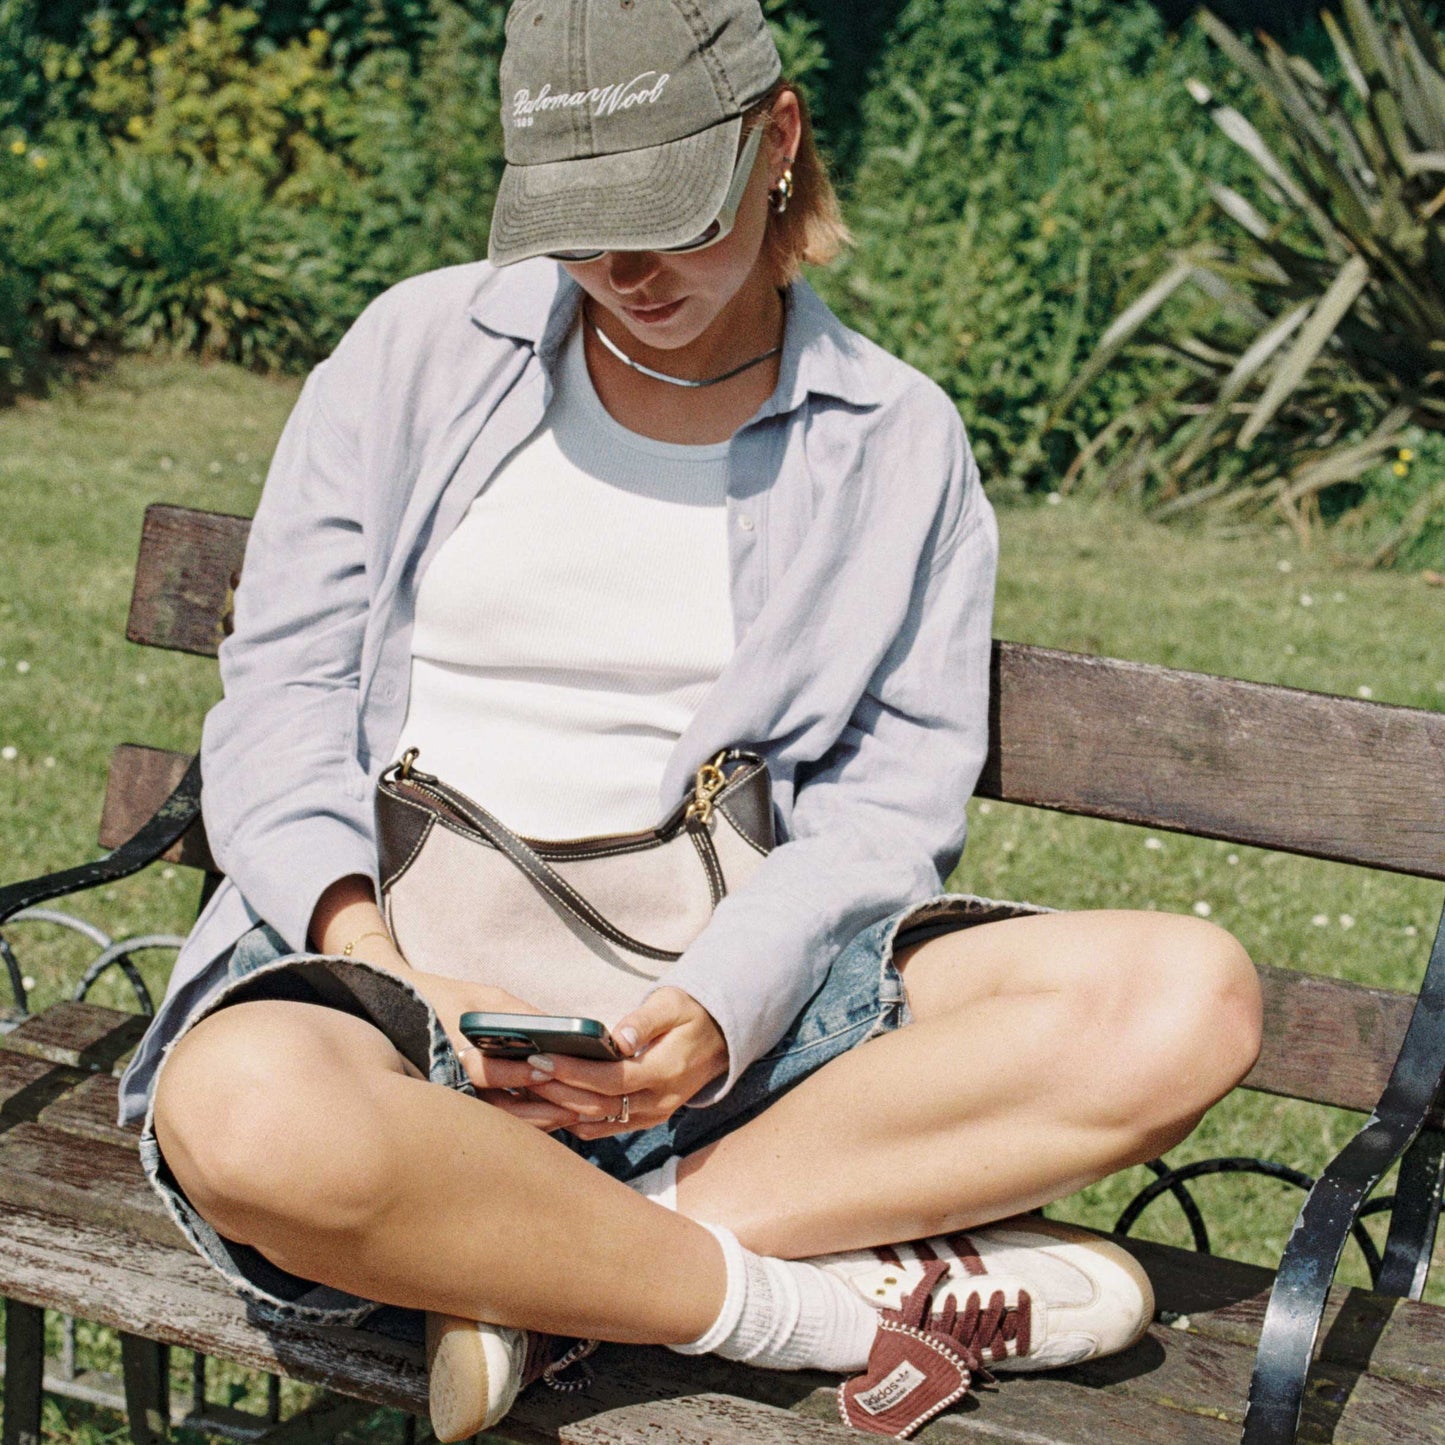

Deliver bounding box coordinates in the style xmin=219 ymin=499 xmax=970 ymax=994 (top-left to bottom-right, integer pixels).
xmin=108 ymin=503 xmax=1445 ymax=1118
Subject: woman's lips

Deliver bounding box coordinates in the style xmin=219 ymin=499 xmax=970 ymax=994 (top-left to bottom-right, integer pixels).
xmin=622 ymin=297 xmax=685 ymax=325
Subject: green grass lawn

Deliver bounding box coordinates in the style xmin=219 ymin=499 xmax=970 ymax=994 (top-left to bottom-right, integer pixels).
xmin=2 ymin=356 xmax=1444 ymax=1439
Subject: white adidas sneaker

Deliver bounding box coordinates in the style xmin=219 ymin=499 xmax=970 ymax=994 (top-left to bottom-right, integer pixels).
xmin=819 ymin=1218 xmax=1154 ymax=1439
xmin=425 ymin=1312 xmax=598 ymax=1442
xmin=817 ymin=1215 xmax=1154 ymax=1374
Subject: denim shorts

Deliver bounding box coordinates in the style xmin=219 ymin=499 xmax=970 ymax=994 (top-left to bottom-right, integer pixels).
xmin=138 ymin=891 xmax=1045 ymax=1331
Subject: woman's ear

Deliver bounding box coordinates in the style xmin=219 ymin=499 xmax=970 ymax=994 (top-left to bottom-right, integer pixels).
xmin=769 ymin=87 xmax=803 ymax=178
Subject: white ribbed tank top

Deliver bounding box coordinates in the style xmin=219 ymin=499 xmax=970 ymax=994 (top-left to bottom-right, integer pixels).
xmin=397 ymin=319 xmax=735 ymax=838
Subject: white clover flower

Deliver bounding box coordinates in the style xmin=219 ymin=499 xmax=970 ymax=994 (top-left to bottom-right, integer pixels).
xmin=1300 ymin=593 xmax=1314 ymax=607
xmin=1193 ymin=901 xmax=1212 ymax=917
xmin=1046 ymin=492 xmax=1062 ymax=506
xmin=1277 ymin=559 xmax=1293 ymax=573
xmin=21 ymin=976 xmax=34 ymax=992
xmin=43 ymin=756 xmax=55 ymax=768
xmin=1227 ymin=854 xmax=1239 ymax=866
xmin=978 ymin=801 xmax=992 ymax=815
xmin=1357 ymin=686 xmax=1373 ymax=699
xmin=1312 ymin=913 xmax=1330 ymax=927
xmin=15 ymin=660 xmax=29 ymax=674
xmin=1144 ymin=837 xmax=1163 ymax=851
xmin=1405 ymin=925 xmax=1419 ymax=938
xmin=0 ymin=746 xmax=15 ymax=761
xmin=1339 ymin=914 xmax=1355 ymax=929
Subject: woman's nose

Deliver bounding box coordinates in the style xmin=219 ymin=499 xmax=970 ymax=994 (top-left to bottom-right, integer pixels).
xmin=604 ymin=250 xmax=663 ymax=293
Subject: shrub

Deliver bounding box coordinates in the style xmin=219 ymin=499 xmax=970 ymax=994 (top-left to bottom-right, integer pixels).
xmin=0 ymin=134 xmax=115 ymax=401
xmin=814 ymin=0 xmax=1246 ymax=495
xmin=105 ymin=152 xmax=348 ymax=368
xmin=1067 ymin=0 xmax=1445 ymax=557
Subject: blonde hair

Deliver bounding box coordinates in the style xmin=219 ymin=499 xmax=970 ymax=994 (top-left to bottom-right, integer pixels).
xmin=747 ymin=82 xmax=851 ymax=287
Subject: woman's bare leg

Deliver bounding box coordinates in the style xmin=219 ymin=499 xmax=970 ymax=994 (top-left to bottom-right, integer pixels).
xmin=152 ymin=999 xmax=723 ymax=1341
xmin=675 ymin=909 xmax=1263 ymax=1258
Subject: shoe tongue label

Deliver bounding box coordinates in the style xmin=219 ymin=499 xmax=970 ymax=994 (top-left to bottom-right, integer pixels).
xmin=853 ymin=1361 xmax=927 ymax=1416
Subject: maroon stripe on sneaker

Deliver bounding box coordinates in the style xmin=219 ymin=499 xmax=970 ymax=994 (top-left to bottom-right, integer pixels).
xmin=944 ymin=1232 xmax=988 ymax=1276
xmin=914 ymin=1240 xmax=939 ymax=1263
xmin=876 ymin=1244 xmax=904 ymax=1267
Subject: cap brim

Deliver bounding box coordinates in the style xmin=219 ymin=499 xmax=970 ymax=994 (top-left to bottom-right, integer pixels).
xmin=488 ymin=116 xmax=743 ymax=267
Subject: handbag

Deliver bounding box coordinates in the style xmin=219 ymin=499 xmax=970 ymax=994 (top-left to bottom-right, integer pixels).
xmin=374 ymin=746 xmax=774 ymax=1020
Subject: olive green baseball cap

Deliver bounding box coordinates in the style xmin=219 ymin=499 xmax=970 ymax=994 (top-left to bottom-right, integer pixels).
xmin=488 ymin=0 xmax=782 ymax=267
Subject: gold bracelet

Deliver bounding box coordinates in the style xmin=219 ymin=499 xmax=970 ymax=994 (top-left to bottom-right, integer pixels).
xmin=341 ymin=930 xmax=393 ymax=958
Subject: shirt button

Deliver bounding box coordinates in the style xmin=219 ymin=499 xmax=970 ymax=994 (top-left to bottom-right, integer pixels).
xmin=737 ymin=513 xmax=755 ymax=532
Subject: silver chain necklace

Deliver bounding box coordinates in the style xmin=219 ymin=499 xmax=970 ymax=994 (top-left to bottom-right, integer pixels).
xmin=586 ymin=295 xmax=786 ymax=389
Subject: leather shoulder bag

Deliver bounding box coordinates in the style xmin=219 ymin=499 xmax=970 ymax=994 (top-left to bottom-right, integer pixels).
xmin=374 ymin=748 xmax=774 ymax=1019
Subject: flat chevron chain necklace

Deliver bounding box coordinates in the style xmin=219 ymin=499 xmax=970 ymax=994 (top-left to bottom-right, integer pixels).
xmin=586 ymin=294 xmax=787 ymax=389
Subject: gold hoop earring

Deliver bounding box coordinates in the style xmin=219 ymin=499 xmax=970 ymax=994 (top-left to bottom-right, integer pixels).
xmin=769 ymin=165 xmax=794 ymax=215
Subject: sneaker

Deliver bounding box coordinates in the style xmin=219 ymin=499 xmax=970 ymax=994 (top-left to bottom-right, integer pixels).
xmin=823 ymin=1217 xmax=1154 ymax=1439
xmin=425 ymin=1312 xmax=598 ymax=1442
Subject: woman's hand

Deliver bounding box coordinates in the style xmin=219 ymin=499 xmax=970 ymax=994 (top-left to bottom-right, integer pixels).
xmin=465 ymin=986 xmax=729 ymax=1139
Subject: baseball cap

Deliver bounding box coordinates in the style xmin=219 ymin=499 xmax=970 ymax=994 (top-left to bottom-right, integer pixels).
xmin=488 ymin=0 xmax=782 ymax=267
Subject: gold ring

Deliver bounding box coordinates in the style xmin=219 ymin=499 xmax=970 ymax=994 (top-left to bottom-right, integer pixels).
xmin=603 ymin=1094 xmax=631 ymax=1125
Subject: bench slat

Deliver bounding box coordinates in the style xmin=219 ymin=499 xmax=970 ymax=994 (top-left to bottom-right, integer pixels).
xmin=37 ymin=1072 xmax=141 ymax=1147
xmin=0 ymin=1203 xmax=428 ymax=1416
xmin=0 ymin=1121 xmax=182 ymax=1248
xmin=980 ymin=643 xmax=1445 ymax=879
xmin=126 ymin=504 xmax=250 ymax=658
xmin=99 ymin=743 xmax=216 ymax=870
xmin=558 ymin=1395 xmax=861 ymax=1445
xmin=0 ymin=1001 xmax=149 ymax=1072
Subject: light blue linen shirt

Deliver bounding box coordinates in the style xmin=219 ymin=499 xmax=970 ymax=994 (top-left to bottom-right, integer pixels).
xmin=117 ymin=258 xmax=998 ymax=1125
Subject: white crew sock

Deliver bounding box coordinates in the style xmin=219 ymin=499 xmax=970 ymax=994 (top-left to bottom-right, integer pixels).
xmin=626 ymin=1156 xmax=678 ymax=1213
xmin=670 ymin=1222 xmax=877 ymax=1373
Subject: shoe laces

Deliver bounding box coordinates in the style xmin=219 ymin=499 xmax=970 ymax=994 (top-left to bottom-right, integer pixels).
xmin=896 ymin=1258 xmax=1032 ymax=1377
xmin=522 ymin=1333 xmax=600 ymax=1394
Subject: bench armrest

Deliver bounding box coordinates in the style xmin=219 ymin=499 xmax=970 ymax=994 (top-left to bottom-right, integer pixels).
xmin=0 ymin=756 xmax=203 ymax=928
xmin=1242 ymin=898 xmax=1445 ymax=1444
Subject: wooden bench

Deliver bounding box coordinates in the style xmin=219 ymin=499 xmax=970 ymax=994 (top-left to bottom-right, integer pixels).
xmin=2 ymin=500 xmax=1445 ymax=1445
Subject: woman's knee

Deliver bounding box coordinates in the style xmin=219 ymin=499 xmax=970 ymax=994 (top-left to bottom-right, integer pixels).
xmin=1114 ymin=913 xmax=1262 ymax=1138
xmin=152 ymin=999 xmax=409 ymax=1239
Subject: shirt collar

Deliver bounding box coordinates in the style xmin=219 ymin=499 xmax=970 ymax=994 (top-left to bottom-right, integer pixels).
xmin=467 ymin=261 xmax=878 ymax=414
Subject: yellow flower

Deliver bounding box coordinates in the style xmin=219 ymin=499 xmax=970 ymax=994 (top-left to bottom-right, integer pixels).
xmin=1393 ymin=461 xmax=1410 ymax=477
xmin=126 ymin=116 xmax=146 ymax=138
xmin=1399 ymin=448 xmax=1415 ymax=463
xmin=30 ymin=154 xmax=47 ymax=171
xmin=8 ymin=139 xmax=24 ymax=156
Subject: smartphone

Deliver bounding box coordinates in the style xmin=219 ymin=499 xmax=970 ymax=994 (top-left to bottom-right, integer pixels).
xmin=459 ymin=1011 xmax=625 ymax=1061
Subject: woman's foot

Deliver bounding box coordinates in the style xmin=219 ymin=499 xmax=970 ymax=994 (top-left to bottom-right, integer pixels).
xmin=425 ymin=1312 xmax=597 ymax=1441
xmin=814 ymin=1218 xmax=1155 ymax=1439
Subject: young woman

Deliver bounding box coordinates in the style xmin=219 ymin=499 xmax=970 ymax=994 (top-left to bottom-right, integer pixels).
xmin=121 ymin=2 xmax=1264 ymax=1438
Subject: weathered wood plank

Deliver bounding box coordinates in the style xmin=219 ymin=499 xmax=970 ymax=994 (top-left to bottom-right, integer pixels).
xmin=1248 ymin=963 xmax=1429 ymax=1117
xmin=99 ymin=744 xmax=216 ymax=872
xmin=0 ymin=1053 xmax=78 ymax=1135
xmin=0 ymin=1122 xmax=181 ymax=1247
xmin=557 ymin=1395 xmax=860 ymax=1445
xmin=125 ymin=503 xmax=250 ymax=657
xmin=0 ymin=1002 xmax=148 ymax=1072
xmin=0 ymin=1204 xmax=427 ymax=1415
xmin=38 ymin=1071 xmax=140 ymax=1147
xmin=1124 ymin=1236 xmax=1445 ymax=1395
xmin=979 ymin=642 xmax=1445 ymax=879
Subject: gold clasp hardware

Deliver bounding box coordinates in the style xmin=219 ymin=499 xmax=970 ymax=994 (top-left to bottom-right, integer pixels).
xmin=686 ymin=750 xmax=730 ymax=827
xmin=399 ymin=747 xmax=419 ymax=780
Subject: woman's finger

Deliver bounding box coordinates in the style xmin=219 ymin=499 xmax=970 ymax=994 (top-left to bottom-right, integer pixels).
xmin=477 ymin=1089 xmax=577 ymax=1131
xmin=460 ymin=1048 xmax=543 ymax=1092
xmin=528 ymin=1078 xmax=651 ymax=1121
